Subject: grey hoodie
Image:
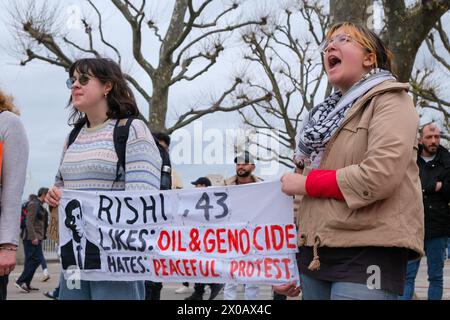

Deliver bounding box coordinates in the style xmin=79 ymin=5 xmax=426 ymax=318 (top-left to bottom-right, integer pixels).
xmin=0 ymin=111 xmax=29 ymax=245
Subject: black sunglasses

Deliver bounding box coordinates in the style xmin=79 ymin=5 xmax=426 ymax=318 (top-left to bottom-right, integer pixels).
xmin=66 ymin=73 xmax=91 ymax=89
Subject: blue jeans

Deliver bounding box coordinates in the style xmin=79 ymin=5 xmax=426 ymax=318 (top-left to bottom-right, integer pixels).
xmin=58 ymin=271 xmax=145 ymax=300
xmin=17 ymin=240 xmax=42 ymax=286
xmin=401 ymin=236 xmax=448 ymax=300
xmin=300 ymin=274 xmax=398 ymax=300
xmin=0 ymin=276 xmax=8 ymax=300
xmin=38 ymin=245 xmax=47 ymax=270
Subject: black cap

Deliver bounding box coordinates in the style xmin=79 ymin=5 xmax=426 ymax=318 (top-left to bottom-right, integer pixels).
xmin=191 ymin=177 xmax=212 ymax=187
xmin=234 ymin=151 xmax=255 ymax=164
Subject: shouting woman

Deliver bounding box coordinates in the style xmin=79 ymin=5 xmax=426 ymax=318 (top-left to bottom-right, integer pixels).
xmin=277 ymin=22 xmax=424 ymax=300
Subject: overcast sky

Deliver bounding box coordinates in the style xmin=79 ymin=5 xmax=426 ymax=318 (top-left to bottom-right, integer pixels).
xmin=0 ymin=0 xmax=448 ymax=199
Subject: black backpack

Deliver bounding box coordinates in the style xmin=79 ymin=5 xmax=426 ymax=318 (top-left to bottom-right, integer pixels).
xmin=67 ymin=118 xmax=172 ymax=190
xmin=20 ymin=202 xmax=28 ymax=230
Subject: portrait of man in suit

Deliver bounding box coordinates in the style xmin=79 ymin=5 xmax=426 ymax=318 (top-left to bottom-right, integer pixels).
xmin=61 ymin=199 xmax=101 ymax=270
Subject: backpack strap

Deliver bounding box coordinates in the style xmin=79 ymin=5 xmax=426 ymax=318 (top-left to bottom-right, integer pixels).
xmin=152 ymin=135 xmax=172 ymax=190
xmin=67 ymin=119 xmax=87 ymax=149
xmin=112 ymin=118 xmax=135 ymax=185
xmin=67 ymin=126 xmax=82 ymax=148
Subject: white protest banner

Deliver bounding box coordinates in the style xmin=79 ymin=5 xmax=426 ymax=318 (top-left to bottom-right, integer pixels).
xmin=59 ymin=181 xmax=299 ymax=285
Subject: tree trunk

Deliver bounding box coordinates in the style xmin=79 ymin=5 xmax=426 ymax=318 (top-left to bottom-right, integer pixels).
xmin=386 ymin=27 xmax=421 ymax=82
xmin=149 ymin=81 xmax=169 ymax=132
xmin=148 ymin=57 xmax=175 ymax=132
xmin=329 ymin=0 xmax=373 ymax=26
xmin=383 ymin=1 xmax=450 ymax=83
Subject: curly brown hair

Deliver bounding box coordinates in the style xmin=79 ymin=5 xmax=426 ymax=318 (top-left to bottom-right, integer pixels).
xmin=0 ymin=90 xmax=20 ymax=115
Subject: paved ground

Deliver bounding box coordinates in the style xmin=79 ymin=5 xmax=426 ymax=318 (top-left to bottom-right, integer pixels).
xmin=6 ymin=259 xmax=450 ymax=300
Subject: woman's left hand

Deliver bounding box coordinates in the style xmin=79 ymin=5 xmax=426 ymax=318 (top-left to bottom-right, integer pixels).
xmin=0 ymin=246 xmax=17 ymax=276
xmin=280 ymin=173 xmax=307 ymax=196
xmin=272 ymin=281 xmax=301 ymax=297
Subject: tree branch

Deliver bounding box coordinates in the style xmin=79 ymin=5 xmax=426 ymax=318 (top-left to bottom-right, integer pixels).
xmin=111 ymin=0 xmax=155 ymax=76
xmin=87 ymin=0 xmax=122 ymax=64
xmin=167 ymin=79 xmax=272 ymax=134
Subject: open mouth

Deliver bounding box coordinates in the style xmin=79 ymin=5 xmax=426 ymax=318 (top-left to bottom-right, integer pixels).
xmin=328 ymin=55 xmax=342 ymax=70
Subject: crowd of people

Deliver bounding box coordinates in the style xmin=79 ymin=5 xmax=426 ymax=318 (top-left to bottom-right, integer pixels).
xmin=0 ymin=21 xmax=449 ymax=300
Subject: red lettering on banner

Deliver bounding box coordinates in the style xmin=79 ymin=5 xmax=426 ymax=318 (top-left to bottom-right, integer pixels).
xmin=153 ymin=258 xmax=222 ymax=278
xmin=270 ymin=225 xmax=284 ymax=251
xmin=153 ymin=259 xmax=161 ymax=276
xmin=230 ymin=261 xmax=238 ymax=279
xmin=273 ymin=258 xmax=282 ymax=279
xmin=255 ymin=259 xmax=264 ymax=277
xmin=189 ymin=259 xmax=198 ymax=276
xmin=211 ymin=260 xmax=220 ymax=277
xmin=172 ymin=231 xmax=176 ymax=251
xmin=157 ymin=225 xmax=297 ymax=254
xmin=264 ymin=226 xmax=271 ymax=250
xmin=169 ymin=259 xmax=178 ymax=276
xmin=169 ymin=259 xmax=180 ymax=276
xmin=158 ymin=230 xmax=170 ymax=251
xmin=199 ymin=260 xmax=209 ymax=277
xmin=228 ymin=229 xmax=239 ymax=252
xmin=253 ymin=226 xmax=263 ymax=250
xmin=282 ymin=258 xmax=292 ymax=279
xmin=239 ymin=261 xmax=246 ymax=277
xmin=177 ymin=230 xmax=186 ymax=252
xmin=216 ymin=228 xmax=226 ymax=254
xmin=264 ymin=258 xmax=273 ymax=278
xmin=175 ymin=259 xmax=185 ymax=276
xmin=246 ymin=260 xmax=255 ymax=277
xmin=204 ymin=228 xmax=215 ymax=253
xmin=285 ymin=225 xmax=297 ymax=249
xmin=182 ymin=259 xmax=192 ymax=276
xmin=227 ymin=258 xmax=293 ymax=280
xmin=161 ymin=259 xmax=169 ymax=276
xmin=239 ymin=229 xmax=250 ymax=254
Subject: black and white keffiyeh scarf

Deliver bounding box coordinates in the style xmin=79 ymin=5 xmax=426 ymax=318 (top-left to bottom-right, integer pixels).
xmin=295 ymin=68 xmax=396 ymax=168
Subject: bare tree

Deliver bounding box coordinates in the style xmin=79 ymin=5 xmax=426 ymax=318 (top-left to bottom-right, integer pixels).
xmin=236 ymin=1 xmax=329 ymax=168
xmin=6 ymin=0 xmax=271 ymax=132
xmin=238 ymin=0 xmax=450 ymax=168
xmin=411 ymin=17 xmax=450 ymax=140
xmin=382 ymin=0 xmax=450 ymax=82
xmin=330 ymin=0 xmax=373 ymax=25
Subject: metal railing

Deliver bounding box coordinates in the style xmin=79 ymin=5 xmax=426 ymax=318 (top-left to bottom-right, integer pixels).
xmin=42 ymin=238 xmax=58 ymax=261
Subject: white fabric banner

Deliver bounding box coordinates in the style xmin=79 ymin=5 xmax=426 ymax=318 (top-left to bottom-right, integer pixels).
xmin=59 ymin=181 xmax=299 ymax=285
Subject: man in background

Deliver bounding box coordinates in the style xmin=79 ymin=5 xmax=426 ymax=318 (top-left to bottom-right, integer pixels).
xmin=15 ymin=187 xmax=49 ymax=293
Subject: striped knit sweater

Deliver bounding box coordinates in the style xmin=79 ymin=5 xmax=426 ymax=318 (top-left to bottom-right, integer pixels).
xmin=55 ymin=119 xmax=161 ymax=191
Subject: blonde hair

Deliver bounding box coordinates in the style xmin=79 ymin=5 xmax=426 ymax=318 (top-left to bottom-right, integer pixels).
xmin=0 ymin=90 xmax=20 ymax=115
xmin=326 ymin=22 xmax=394 ymax=72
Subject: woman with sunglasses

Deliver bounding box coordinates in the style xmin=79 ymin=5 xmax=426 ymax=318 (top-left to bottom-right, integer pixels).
xmin=0 ymin=90 xmax=29 ymax=300
xmin=276 ymin=22 xmax=424 ymax=300
xmin=45 ymin=58 xmax=161 ymax=300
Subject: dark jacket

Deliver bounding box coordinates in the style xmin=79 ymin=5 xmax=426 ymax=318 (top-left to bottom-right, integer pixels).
xmin=417 ymin=145 xmax=450 ymax=239
xmin=61 ymin=239 xmax=101 ymax=270
xmin=22 ymin=199 xmax=47 ymax=241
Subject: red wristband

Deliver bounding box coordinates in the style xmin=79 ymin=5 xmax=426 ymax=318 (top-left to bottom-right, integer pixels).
xmin=305 ymin=170 xmax=345 ymax=201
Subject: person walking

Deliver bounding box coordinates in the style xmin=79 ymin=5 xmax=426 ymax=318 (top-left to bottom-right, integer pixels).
xmin=15 ymin=188 xmax=49 ymax=292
